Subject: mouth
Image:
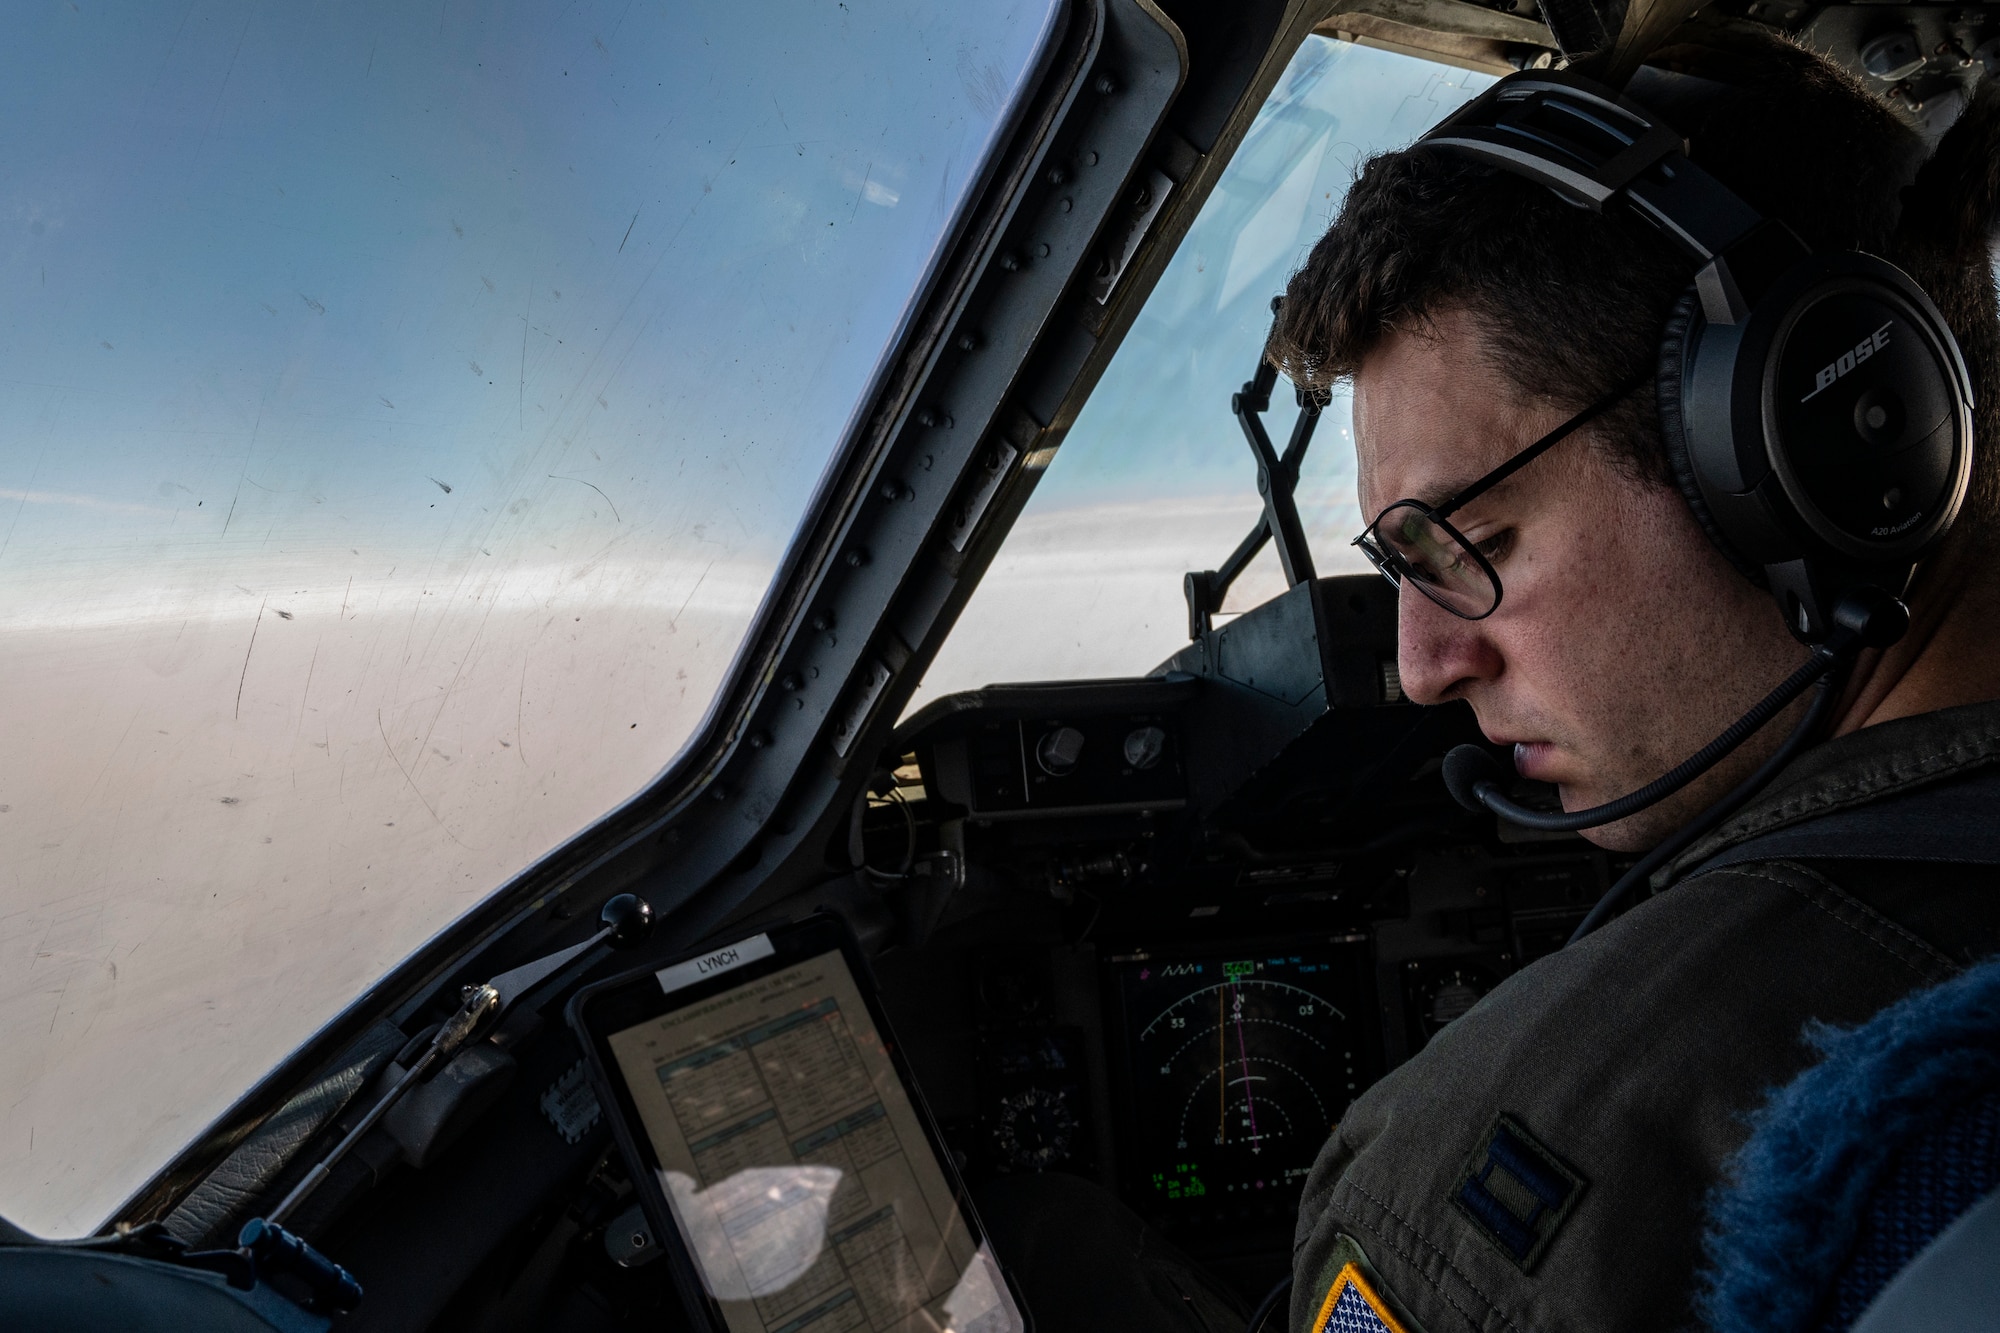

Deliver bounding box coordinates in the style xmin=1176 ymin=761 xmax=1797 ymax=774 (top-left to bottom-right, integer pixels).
xmin=1503 ymin=740 xmax=1560 ymax=783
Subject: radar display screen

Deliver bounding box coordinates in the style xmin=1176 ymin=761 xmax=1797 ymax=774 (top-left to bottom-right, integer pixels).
xmin=1108 ymin=944 xmax=1374 ymax=1234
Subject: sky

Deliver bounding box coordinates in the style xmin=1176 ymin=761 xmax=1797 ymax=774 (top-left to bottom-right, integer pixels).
xmin=0 ymin=0 xmax=1058 ymax=1237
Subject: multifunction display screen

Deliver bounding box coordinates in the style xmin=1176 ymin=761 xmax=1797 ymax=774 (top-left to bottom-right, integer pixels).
xmin=1110 ymin=945 xmax=1373 ymax=1234
xmin=607 ymin=949 xmax=1022 ymax=1333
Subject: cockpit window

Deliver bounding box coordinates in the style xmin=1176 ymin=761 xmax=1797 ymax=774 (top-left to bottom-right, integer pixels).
xmin=0 ymin=0 xmax=1058 ymax=1237
xmin=911 ymin=40 xmax=1491 ymax=708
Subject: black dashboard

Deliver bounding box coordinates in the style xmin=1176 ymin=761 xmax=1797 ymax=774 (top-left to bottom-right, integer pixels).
xmin=844 ymin=572 xmax=1622 ymax=1297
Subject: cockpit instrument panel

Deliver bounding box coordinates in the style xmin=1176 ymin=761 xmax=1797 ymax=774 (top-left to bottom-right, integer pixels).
xmin=1105 ymin=943 xmax=1376 ymax=1238
xmin=927 ymin=699 xmax=1189 ymax=818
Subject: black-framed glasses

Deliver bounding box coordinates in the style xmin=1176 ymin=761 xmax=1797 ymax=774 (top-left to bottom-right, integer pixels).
xmin=1352 ymin=375 xmax=1643 ymax=620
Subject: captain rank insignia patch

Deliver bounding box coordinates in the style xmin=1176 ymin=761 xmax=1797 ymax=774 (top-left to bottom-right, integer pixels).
xmin=1311 ymin=1261 xmax=1409 ymax=1333
xmin=1451 ymin=1113 xmax=1587 ymax=1271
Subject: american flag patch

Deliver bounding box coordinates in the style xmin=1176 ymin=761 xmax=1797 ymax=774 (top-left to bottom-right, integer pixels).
xmin=1311 ymin=1261 xmax=1409 ymax=1333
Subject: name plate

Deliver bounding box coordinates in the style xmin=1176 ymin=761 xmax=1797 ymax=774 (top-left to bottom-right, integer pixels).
xmin=655 ymin=934 xmax=775 ymax=995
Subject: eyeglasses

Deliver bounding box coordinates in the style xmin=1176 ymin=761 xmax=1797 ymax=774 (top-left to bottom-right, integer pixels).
xmin=1352 ymin=376 xmax=1643 ymax=620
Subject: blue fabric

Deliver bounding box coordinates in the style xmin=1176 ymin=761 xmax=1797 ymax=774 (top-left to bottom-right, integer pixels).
xmin=1849 ymin=1184 xmax=2000 ymax=1333
xmin=1696 ymin=954 xmax=2000 ymax=1333
xmin=1816 ymin=1088 xmax=2000 ymax=1330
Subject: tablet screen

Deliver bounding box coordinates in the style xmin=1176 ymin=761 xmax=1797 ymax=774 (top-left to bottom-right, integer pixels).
xmin=606 ymin=947 xmax=1023 ymax=1333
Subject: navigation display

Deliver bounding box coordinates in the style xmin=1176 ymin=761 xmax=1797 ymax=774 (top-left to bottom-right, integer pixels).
xmin=1109 ymin=944 xmax=1374 ymax=1234
xmin=605 ymin=947 xmax=1022 ymax=1333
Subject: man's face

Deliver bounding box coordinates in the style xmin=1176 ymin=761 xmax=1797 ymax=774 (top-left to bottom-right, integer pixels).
xmin=1352 ymin=310 xmax=1809 ymax=850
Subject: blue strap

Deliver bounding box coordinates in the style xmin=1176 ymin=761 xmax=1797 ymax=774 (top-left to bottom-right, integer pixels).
xmin=1695 ymin=764 xmax=2000 ymax=875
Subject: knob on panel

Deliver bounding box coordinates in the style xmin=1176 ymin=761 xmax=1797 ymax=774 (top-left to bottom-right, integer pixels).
xmin=1123 ymin=725 xmax=1167 ymax=771
xmin=1035 ymin=726 xmax=1085 ymax=776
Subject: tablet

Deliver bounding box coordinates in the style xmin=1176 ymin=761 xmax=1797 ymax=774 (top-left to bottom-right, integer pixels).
xmin=569 ymin=914 xmax=1028 ymax=1333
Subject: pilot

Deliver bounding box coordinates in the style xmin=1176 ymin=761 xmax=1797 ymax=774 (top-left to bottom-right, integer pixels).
xmin=1261 ymin=26 xmax=2000 ymax=1333
xmin=974 ymin=27 xmax=2000 ymax=1333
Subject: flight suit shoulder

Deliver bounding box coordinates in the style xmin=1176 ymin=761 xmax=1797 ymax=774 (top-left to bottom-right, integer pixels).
xmin=1290 ymin=857 xmax=1958 ymax=1333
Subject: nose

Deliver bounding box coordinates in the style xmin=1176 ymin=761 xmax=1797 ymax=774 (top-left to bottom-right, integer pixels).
xmin=1396 ymin=584 xmax=1502 ymax=705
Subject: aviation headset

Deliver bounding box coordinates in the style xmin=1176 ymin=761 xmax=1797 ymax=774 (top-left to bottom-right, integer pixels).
xmin=1417 ymin=69 xmax=1975 ymax=644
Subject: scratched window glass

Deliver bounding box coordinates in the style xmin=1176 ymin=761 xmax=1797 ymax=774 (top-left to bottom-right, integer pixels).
xmin=912 ymin=40 xmax=1491 ymax=709
xmin=0 ymin=0 xmax=1058 ymax=1236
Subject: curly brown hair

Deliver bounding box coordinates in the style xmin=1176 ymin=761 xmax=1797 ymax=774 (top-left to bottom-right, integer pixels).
xmin=1266 ymin=27 xmax=2000 ymax=528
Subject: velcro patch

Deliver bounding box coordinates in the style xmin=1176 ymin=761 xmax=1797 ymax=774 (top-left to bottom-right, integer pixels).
xmin=1451 ymin=1113 xmax=1586 ymax=1272
xmin=1312 ymin=1261 xmax=1409 ymax=1333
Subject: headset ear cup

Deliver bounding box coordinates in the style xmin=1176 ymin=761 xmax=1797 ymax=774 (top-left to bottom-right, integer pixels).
xmin=1658 ymin=287 xmax=1765 ymax=584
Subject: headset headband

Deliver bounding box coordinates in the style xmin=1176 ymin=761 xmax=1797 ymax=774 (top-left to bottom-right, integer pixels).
xmin=1419 ymin=71 xmax=1804 ymax=327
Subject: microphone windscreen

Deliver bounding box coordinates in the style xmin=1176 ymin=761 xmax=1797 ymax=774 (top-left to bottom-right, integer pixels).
xmin=1442 ymin=744 xmax=1504 ymax=813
